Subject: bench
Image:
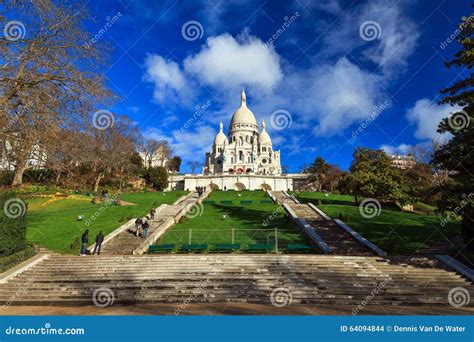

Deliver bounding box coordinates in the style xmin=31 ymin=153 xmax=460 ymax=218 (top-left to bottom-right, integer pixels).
xmin=211 ymin=244 xmax=240 ymax=252
xmin=240 ymin=200 xmax=252 ymax=204
xmin=220 ymin=200 xmax=233 ymax=204
xmin=148 ymin=244 xmax=175 ymax=253
xmin=203 ymin=200 xmax=215 ymax=204
xmin=247 ymin=244 xmax=274 ymax=253
xmin=287 ymin=244 xmax=314 ymax=253
xmin=181 ymin=244 xmax=208 ymax=252
xmin=259 ymin=200 xmax=273 ymax=204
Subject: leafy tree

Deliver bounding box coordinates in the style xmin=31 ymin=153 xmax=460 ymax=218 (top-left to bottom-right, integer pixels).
xmin=339 ymin=148 xmax=412 ymax=204
xmin=306 ymin=156 xmax=331 ymax=192
xmin=432 ymin=10 xmax=474 ymax=250
xmin=167 ymin=156 xmax=182 ymax=172
xmin=143 ymin=167 xmax=168 ymax=191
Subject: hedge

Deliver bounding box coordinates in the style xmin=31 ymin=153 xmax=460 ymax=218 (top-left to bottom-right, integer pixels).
xmin=0 ymin=192 xmax=28 ymax=256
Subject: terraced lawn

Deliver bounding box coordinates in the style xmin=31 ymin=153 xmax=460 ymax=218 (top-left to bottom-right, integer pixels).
xmin=25 ymin=191 xmax=187 ymax=254
xmin=159 ymin=190 xmax=310 ymax=249
xmin=295 ymin=192 xmax=460 ymax=254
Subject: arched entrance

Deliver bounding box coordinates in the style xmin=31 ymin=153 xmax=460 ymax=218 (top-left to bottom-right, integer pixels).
xmin=235 ymin=182 xmax=246 ymax=191
xmin=236 ymin=168 xmax=244 ymax=174
xmin=261 ymin=183 xmax=272 ymax=191
xmin=209 ymin=183 xmax=219 ymax=191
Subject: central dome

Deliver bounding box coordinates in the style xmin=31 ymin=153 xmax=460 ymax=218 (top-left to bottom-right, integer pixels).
xmin=229 ymin=89 xmax=258 ymax=129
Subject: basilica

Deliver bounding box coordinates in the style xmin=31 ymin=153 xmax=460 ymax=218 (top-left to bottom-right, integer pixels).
xmin=204 ymin=90 xmax=281 ymax=175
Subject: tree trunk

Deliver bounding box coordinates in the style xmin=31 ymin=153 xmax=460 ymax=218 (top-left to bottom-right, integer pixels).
xmin=93 ymin=172 xmax=104 ymax=192
xmin=354 ymin=194 xmax=359 ymax=205
xmin=11 ymin=159 xmax=27 ymax=186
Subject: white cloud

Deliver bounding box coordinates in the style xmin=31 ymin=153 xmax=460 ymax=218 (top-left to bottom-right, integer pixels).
xmin=143 ymin=54 xmax=190 ymax=104
xmin=184 ymin=33 xmax=283 ymax=92
xmin=285 ymin=57 xmax=385 ymax=135
xmin=406 ymin=98 xmax=459 ymax=142
xmin=380 ymin=143 xmax=413 ymax=155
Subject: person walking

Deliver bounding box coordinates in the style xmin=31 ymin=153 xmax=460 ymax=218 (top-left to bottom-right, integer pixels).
xmin=93 ymin=231 xmax=104 ymax=255
xmin=80 ymin=229 xmax=89 ymax=256
xmin=135 ymin=217 xmax=143 ymax=236
xmin=150 ymin=208 xmax=155 ymax=220
xmin=142 ymin=221 xmax=150 ymax=239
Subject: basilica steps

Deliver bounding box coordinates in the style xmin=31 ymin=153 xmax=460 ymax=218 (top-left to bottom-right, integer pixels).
xmin=0 ymin=255 xmax=472 ymax=307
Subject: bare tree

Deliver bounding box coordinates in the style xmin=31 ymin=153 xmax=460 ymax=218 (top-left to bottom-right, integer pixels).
xmin=0 ymin=0 xmax=112 ymax=186
xmin=187 ymin=161 xmax=201 ymax=175
xmin=141 ymin=139 xmax=172 ymax=168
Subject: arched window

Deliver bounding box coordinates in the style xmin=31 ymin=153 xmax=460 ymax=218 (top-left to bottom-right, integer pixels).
xmin=239 ymin=151 xmax=243 ymax=162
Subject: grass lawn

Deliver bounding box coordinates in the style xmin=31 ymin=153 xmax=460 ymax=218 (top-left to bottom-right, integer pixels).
xmin=25 ymin=191 xmax=187 ymax=254
xmin=295 ymin=192 xmax=461 ymax=255
xmin=159 ymin=190 xmax=310 ymax=249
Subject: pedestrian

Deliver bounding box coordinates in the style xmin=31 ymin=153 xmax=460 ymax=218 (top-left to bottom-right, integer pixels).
xmin=142 ymin=221 xmax=149 ymax=239
xmin=150 ymin=208 xmax=155 ymax=220
xmin=135 ymin=217 xmax=143 ymax=236
xmin=80 ymin=229 xmax=89 ymax=256
xmin=93 ymin=231 xmax=104 ymax=255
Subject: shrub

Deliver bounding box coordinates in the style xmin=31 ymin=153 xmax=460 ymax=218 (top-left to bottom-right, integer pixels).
xmin=0 ymin=192 xmax=28 ymax=256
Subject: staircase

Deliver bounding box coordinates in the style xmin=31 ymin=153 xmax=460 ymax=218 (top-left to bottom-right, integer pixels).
xmin=287 ymin=203 xmax=372 ymax=255
xmin=101 ymin=192 xmax=203 ymax=255
xmin=0 ymin=255 xmax=472 ymax=307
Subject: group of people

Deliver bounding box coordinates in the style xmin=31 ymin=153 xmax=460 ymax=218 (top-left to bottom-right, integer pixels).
xmin=134 ymin=217 xmax=150 ymax=239
xmin=80 ymin=229 xmax=104 ymax=256
xmin=196 ymin=186 xmax=206 ymax=197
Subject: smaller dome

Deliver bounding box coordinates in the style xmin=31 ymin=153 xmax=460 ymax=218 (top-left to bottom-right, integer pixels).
xmin=258 ymin=120 xmax=272 ymax=145
xmin=214 ymin=121 xmax=228 ymax=145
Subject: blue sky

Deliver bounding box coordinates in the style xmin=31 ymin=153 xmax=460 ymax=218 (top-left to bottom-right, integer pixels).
xmin=84 ymin=0 xmax=470 ymax=172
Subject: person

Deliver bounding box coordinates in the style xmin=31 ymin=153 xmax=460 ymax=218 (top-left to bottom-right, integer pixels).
xmin=142 ymin=220 xmax=149 ymax=239
xmin=93 ymin=231 xmax=104 ymax=255
xmin=150 ymin=208 xmax=155 ymax=220
xmin=135 ymin=217 xmax=143 ymax=236
xmin=80 ymin=229 xmax=89 ymax=256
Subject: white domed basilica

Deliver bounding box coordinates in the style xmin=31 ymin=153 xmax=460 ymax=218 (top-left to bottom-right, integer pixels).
xmin=205 ymin=90 xmax=281 ymax=175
